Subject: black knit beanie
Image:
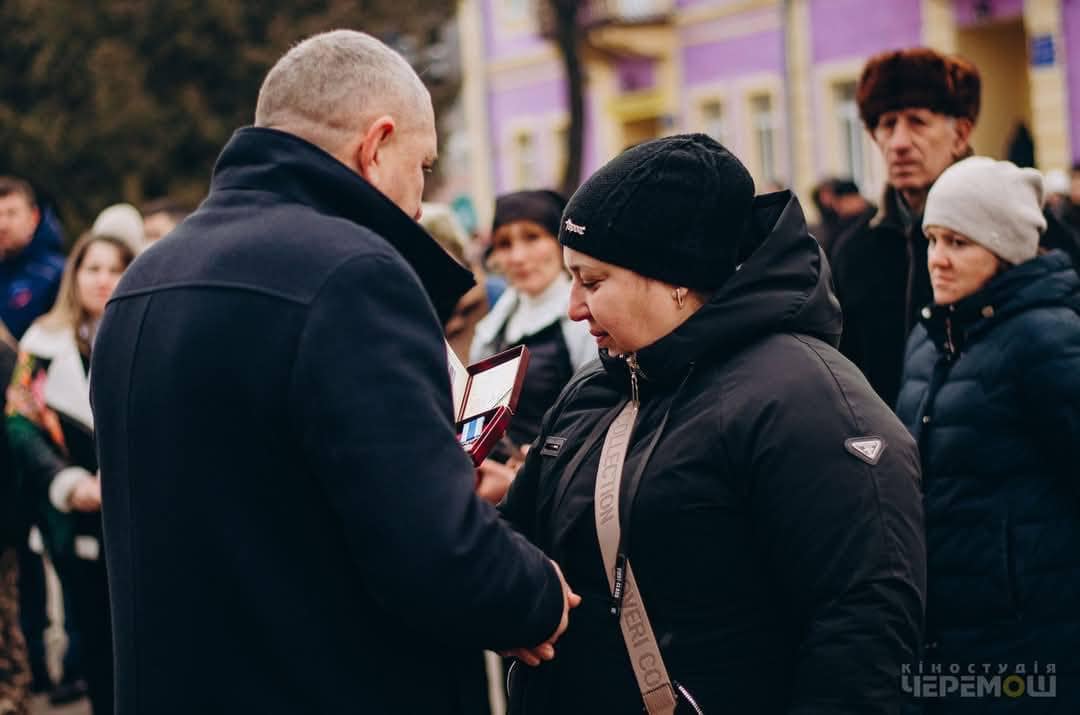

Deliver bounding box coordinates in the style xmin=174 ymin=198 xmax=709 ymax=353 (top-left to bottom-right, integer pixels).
xmin=558 ymin=134 xmax=754 ymax=289
xmin=492 ymin=190 xmax=566 ymax=238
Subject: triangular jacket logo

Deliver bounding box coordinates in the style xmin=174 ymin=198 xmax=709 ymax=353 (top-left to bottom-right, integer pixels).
xmin=845 ymin=436 xmax=886 ymax=465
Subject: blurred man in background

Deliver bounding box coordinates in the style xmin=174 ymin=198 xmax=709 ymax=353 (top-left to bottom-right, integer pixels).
xmin=0 ymin=178 xmax=63 ymax=341
xmin=141 ymin=197 xmax=190 ymax=244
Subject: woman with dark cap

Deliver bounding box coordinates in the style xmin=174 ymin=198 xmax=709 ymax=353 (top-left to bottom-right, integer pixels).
xmin=499 ymin=134 xmax=926 ymax=714
xmin=471 ymin=190 xmax=593 ymax=462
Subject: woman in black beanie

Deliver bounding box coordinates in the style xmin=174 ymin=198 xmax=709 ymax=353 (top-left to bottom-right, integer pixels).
xmin=470 ymin=190 xmax=593 ymax=465
xmin=499 ymin=134 xmax=926 ymax=714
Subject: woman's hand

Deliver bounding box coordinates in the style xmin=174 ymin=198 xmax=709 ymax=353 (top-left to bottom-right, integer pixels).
xmin=475 ymin=458 xmax=517 ymax=504
xmin=505 ymin=443 xmax=529 ymax=472
xmin=69 ymin=474 xmax=102 ymax=512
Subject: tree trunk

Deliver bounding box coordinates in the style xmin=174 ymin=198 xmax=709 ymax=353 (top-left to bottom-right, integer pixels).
xmin=550 ymin=0 xmax=585 ymax=198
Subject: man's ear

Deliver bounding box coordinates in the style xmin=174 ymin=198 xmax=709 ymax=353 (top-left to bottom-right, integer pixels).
xmin=952 ymin=118 xmax=974 ymax=155
xmin=355 ymin=115 xmax=396 ymax=183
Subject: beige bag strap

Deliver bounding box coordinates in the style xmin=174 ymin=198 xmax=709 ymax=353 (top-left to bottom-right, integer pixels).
xmin=594 ymin=401 xmax=678 ymax=715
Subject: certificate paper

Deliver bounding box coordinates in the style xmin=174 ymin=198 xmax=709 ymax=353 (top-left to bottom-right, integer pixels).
xmin=447 ymin=342 xmax=470 ymax=418
xmin=463 ymin=359 xmax=520 ymax=416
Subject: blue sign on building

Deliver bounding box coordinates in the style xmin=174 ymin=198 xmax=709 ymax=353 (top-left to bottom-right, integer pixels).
xmin=1031 ymin=35 xmax=1055 ymax=67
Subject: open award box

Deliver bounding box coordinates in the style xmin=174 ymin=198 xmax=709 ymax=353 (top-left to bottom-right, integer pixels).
xmin=447 ymin=343 xmax=530 ymax=466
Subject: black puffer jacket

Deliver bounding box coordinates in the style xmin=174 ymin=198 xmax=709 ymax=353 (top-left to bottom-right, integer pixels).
xmin=896 ymin=251 xmax=1080 ymax=712
xmin=501 ymin=192 xmax=926 ymax=714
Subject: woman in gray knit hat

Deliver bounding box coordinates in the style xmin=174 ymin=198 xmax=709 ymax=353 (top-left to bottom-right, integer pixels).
xmin=896 ymin=156 xmax=1080 ymax=712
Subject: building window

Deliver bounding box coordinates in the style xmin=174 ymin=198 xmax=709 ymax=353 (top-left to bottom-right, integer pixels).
xmin=701 ymin=99 xmax=727 ymax=146
xmin=750 ymin=94 xmax=777 ymax=185
xmin=513 ymin=130 xmax=538 ymax=189
xmin=835 ymin=81 xmax=866 ymax=189
xmin=504 ymin=0 xmax=532 ymax=24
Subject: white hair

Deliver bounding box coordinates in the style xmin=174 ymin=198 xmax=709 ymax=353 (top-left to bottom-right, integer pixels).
xmin=254 ymin=30 xmax=430 ymax=155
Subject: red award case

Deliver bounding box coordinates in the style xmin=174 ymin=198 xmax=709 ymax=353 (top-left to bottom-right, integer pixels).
xmin=448 ymin=344 xmax=530 ymax=466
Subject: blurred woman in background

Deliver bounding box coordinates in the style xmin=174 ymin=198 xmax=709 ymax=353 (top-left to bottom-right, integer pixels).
xmin=471 ymin=190 xmax=593 ymax=464
xmin=7 ymin=232 xmax=136 ymax=715
xmin=896 ymin=157 xmax=1080 ymax=713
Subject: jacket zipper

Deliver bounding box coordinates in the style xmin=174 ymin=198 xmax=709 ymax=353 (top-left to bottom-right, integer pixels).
xmin=904 ymin=234 xmax=916 ymax=337
xmin=943 ymin=306 xmax=956 ymax=360
xmin=625 ymin=353 xmax=641 ymax=404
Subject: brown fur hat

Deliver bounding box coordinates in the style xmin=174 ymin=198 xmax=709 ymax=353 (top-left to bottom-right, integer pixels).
xmin=857 ymin=48 xmax=981 ymax=130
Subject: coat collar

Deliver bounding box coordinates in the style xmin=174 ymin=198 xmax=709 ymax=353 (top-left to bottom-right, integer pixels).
xmin=474 ymin=274 xmax=571 ymax=347
xmin=210 ymin=127 xmax=475 ymax=324
xmin=20 ymin=323 xmax=93 ymax=430
xmin=868 ymin=184 xmax=916 ymax=233
xmin=921 ymin=250 xmax=1080 ymax=355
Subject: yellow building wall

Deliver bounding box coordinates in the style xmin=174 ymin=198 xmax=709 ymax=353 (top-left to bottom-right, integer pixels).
xmin=1024 ymin=0 xmax=1072 ymax=170
xmin=458 ymin=0 xmax=495 ymax=229
xmin=786 ymin=0 xmax=816 ymax=208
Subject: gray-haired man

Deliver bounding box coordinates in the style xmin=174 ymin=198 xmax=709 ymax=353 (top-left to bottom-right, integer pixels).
xmin=91 ymin=31 xmax=576 ymax=715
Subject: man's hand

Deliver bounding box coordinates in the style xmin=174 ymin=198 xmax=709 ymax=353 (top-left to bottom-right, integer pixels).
xmin=503 ymin=560 xmax=582 ymax=666
xmin=69 ymin=474 xmax=102 ymax=512
xmin=505 ymin=443 xmax=529 ymax=472
xmin=475 ymin=458 xmax=517 ymax=504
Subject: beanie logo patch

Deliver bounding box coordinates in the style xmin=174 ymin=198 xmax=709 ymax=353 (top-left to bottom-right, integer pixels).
xmin=564 ymin=218 xmax=586 ymax=236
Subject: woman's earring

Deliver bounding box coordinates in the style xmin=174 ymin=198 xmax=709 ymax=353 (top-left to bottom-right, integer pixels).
xmin=672 ymin=288 xmax=685 ymax=309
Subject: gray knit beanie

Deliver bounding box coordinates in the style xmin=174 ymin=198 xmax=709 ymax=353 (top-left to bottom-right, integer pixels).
xmin=922 ymin=156 xmax=1046 ymax=265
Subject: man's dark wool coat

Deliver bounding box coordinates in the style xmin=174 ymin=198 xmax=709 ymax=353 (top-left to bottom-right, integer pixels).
xmin=90 ymin=128 xmax=564 ymax=715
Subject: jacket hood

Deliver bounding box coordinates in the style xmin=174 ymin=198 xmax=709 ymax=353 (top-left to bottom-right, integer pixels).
xmin=601 ymin=191 xmax=842 ymax=388
xmin=210 ymin=127 xmax=474 ymax=324
xmin=922 ymin=249 xmax=1080 ymax=354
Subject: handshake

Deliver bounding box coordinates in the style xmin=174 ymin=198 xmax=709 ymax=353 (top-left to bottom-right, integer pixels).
xmin=474 ymin=457 xmax=582 ymax=667
xmin=503 ymin=560 xmax=581 ymax=667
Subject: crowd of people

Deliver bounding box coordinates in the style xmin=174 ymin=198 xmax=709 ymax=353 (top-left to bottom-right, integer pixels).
xmin=0 ymin=184 xmax=187 ymax=714
xmin=0 ymin=29 xmax=1078 ymax=715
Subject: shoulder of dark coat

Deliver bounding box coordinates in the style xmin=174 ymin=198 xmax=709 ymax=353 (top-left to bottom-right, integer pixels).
xmin=713 ymin=332 xmax=909 ymax=436
xmin=118 ymin=201 xmax=416 ymax=305
xmin=992 ymin=301 xmax=1080 ymax=363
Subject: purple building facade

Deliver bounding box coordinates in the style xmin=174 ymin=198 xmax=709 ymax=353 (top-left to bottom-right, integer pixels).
xmin=459 ymin=0 xmax=1077 ymax=220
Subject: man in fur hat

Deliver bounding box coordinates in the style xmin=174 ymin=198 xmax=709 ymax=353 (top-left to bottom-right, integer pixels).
xmin=830 ymin=48 xmax=1080 ymax=407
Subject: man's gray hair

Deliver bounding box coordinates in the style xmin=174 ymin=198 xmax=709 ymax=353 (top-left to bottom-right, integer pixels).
xmin=255 ymin=30 xmax=430 ymax=155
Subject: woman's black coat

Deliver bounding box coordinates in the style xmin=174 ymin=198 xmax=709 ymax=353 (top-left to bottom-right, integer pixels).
xmin=501 ymin=192 xmax=926 ymax=714
xmin=896 ymin=250 xmax=1080 ymax=712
